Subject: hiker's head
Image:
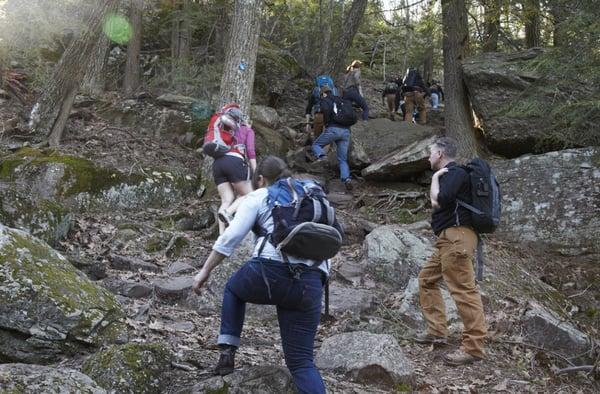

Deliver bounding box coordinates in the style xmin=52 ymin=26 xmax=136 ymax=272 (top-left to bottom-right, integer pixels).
xmin=429 ymin=137 xmax=458 ymax=170
xmin=219 ymin=113 xmax=239 ymax=131
xmin=220 ymin=102 xmax=244 ymax=124
xmin=350 ymin=60 xmax=362 ymax=69
xmin=252 ymin=156 xmax=293 ymax=189
xmin=320 ymin=84 xmax=332 ymax=97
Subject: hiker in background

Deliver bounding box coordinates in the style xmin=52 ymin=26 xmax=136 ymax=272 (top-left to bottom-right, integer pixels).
xmin=415 ymin=137 xmax=487 ymax=366
xmin=312 ymin=85 xmax=356 ymax=191
xmin=342 ymin=60 xmax=369 ymax=121
xmin=205 ymin=104 xmax=256 ymax=235
xmin=429 ymin=80 xmax=444 ymax=110
xmin=305 ymin=75 xmax=338 ymax=141
xmin=192 ymin=156 xmax=335 ymax=394
xmin=382 ymin=79 xmax=399 ymax=121
xmin=401 ymin=67 xmax=428 ymax=124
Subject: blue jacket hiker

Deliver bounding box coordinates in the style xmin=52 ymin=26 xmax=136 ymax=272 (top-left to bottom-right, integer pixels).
xmin=193 ymin=156 xmax=338 ymax=394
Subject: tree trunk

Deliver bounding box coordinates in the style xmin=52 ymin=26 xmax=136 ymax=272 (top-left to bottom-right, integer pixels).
xmin=319 ymin=0 xmax=334 ymax=71
xmin=325 ymin=0 xmax=368 ymax=76
xmin=171 ymin=0 xmax=191 ymax=62
xmin=81 ymin=33 xmax=110 ymax=96
xmin=482 ymin=0 xmax=501 ymax=52
xmin=441 ymin=0 xmax=480 ymax=158
xmin=30 ymin=0 xmax=120 ymax=146
xmin=218 ymin=0 xmax=263 ymax=117
xmin=123 ymin=0 xmax=143 ymax=95
xmin=422 ymin=0 xmax=435 ymax=83
xmin=523 ymin=0 xmax=541 ymax=48
xmin=548 ymin=0 xmax=568 ymax=46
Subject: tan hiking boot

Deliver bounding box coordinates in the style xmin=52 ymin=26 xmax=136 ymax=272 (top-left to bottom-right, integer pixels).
xmin=414 ymin=332 xmax=448 ymax=345
xmin=443 ymin=348 xmax=482 ymax=366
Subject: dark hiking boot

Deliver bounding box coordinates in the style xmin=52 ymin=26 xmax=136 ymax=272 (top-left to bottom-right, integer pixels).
xmin=344 ymin=178 xmax=355 ymax=191
xmin=213 ymin=345 xmax=236 ymax=376
xmin=414 ymin=332 xmax=448 ymax=345
xmin=443 ymin=348 xmax=483 ymax=366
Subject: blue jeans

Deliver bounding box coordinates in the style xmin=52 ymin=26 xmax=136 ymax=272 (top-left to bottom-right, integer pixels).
xmin=343 ymin=87 xmax=369 ymax=120
xmin=311 ymin=126 xmax=351 ymax=181
xmin=218 ymin=258 xmax=326 ymax=394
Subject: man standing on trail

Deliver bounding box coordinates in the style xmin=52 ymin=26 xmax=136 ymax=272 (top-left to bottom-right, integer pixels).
xmin=415 ymin=137 xmax=487 ymax=366
xmin=342 ymin=60 xmax=369 ymax=121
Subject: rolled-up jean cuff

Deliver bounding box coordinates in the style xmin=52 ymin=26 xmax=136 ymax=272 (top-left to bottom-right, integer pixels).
xmin=217 ymin=334 xmax=240 ymax=347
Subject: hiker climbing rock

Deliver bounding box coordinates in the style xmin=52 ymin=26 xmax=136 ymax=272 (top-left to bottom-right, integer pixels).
xmin=415 ymin=137 xmax=487 ymax=366
xmin=305 ymin=75 xmax=338 ymax=140
xmin=428 ymin=80 xmax=444 ymax=110
xmin=311 ymin=85 xmax=357 ymax=191
xmin=203 ymin=103 xmax=256 ymax=234
xmin=382 ymin=79 xmax=399 ymax=121
xmin=192 ymin=156 xmax=342 ymax=394
xmin=401 ymin=67 xmax=428 ymax=124
xmin=342 ymin=60 xmax=369 ymax=121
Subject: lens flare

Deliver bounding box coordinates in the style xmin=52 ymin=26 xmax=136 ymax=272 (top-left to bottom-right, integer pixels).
xmin=103 ymin=14 xmax=132 ymax=45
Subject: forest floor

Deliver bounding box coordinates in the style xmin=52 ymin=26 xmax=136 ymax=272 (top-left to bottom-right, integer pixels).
xmin=1 ymin=81 xmax=599 ymax=393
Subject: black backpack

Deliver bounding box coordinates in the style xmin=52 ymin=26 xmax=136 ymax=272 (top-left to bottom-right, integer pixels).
xmin=256 ymin=177 xmax=344 ymax=262
xmin=457 ymin=158 xmax=502 ymax=234
xmin=329 ymin=96 xmax=357 ymax=127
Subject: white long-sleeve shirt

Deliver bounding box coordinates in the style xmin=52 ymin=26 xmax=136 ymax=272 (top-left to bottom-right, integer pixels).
xmin=213 ymin=188 xmax=330 ymax=275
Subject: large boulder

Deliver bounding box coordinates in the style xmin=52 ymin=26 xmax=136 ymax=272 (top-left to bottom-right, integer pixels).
xmin=0 ymin=225 xmax=125 ymax=364
xmin=463 ymin=49 xmax=600 ymax=157
xmin=252 ymin=122 xmax=291 ymax=158
xmin=522 ymin=302 xmax=593 ymax=363
xmin=315 ymin=331 xmax=415 ymax=388
xmin=82 ymin=343 xmax=172 ymax=394
xmin=363 ymin=224 xmax=434 ymax=289
xmin=0 ymin=148 xmax=201 ymax=218
xmin=494 ymin=147 xmax=600 ymax=255
xmin=0 ymin=364 xmax=106 ymax=393
xmin=251 ymin=105 xmax=280 ymax=129
xmin=351 ymin=118 xmax=437 ymax=162
xmin=361 ymin=135 xmax=438 ymax=181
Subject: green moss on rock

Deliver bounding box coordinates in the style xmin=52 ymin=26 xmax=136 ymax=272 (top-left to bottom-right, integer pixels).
xmin=82 ymin=343 xmax=172 ymax=394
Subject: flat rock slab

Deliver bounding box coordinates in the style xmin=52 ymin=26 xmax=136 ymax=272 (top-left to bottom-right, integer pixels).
xmin=186 ymin=366 xmax=295 ymax=394
xmin=153 ymin=276 xmax=194 ymax=301
xmin=522 ymin=301 xmax=592 ymax=363
xmin=328 ymin=285 xmax=374 ymax=315
xmin=103 ymin=278 xmax=153 ymax=299
xmin=316 ymin=331 xmax=415 ymax=388
xmin=0 ymin=363 xmax=106 ymax=393
xmin=109 ymin=254 xmax=161 ymax=273
xmin=167 ymin=261 xmax=196 ymax=275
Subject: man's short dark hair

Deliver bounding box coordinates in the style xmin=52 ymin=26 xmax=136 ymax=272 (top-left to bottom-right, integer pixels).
xmin=433 ymin=137 xmax=458 ymax=159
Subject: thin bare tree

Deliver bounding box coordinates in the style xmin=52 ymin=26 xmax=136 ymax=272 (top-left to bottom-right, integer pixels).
xmin=123 ymin=0 xmax=144 ymax=95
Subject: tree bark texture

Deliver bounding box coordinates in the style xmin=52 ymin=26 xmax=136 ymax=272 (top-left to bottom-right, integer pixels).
xmin=325 ymin=0 xmax=368 ymax=76
xmin=482 ymin=0 xmax=501 ymax=52
xmin=523 ymin=0 xmax=541 ymax=48
xmin=548 ymin=0 xmax=568 ymax=46
xmin=218 ymin=0 xmax=263 ymax=117
xmin=319 ymin=0 xmax=334 ymax=71
xmin=81 ymin=33 xmax=110 ymax=96
xmin=124 ymin=0 xmax=144 ymax=95
xmin=31 ymin=0 xmax=120 ymax=146
xmin=171 ymin=0 xmax=191 ymax=62
xmin=441 ymin=0 xmax=480 ymax=158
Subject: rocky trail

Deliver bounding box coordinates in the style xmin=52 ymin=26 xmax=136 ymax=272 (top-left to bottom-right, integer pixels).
xmin=1 ymin=75 xmax=599 ymax=393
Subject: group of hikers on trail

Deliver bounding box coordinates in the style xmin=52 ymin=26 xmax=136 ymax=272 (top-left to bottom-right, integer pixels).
xmin=193 ymin=62 xmax=499 ymax=393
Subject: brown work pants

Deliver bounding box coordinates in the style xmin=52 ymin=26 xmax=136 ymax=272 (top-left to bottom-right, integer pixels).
xmin=404 ymin=91 xmax=427 ymax=124
xmin=385 ymin=93 xmax=396 ymax=120
xmin=418 ymin=226 xmax=487 ymax=358
xmin=313 ymin=113 xmax=324 ymax=138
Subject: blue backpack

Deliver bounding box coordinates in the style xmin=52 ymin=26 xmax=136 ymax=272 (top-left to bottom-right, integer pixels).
xmin=255 ymin=177 xmax=343 ymax=262
xmin=311 ymin=75 xmax=338 ymax=99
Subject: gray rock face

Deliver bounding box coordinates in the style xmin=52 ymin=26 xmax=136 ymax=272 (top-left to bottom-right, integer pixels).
xmin=315 ymin=331 xmax=415 ymax=388
xmin=103 ymin=278 xmax=153 ymax=299
xmin=463 ymin=49 xmax=599 ymax=157
xmin=363 ymin=224 xmax=434 ymax=289
xmin=522 ymin=302 xmax=592 ymax=362
xmin=153 ymin=276 xmax=194 ymax=302
xmin=494 ymin=148 xmax=600 ymax=255
xmin=156 ymin=93 xmax=197 ymax=107
xmin=187 ymin=366 xmax=295 ymax=394
xmin=328 ymin=285 xmax=374 ymax=315
xmin=0 ymin=225 xmax=125 ymax=364
xmin=0 ymin=363 xmax=106 ymax=393
xmin=82 ymin=343 xmax=172 ymax=394
xmin=361 ymin=135 xmax=438 ymax=180
xmin=251 ymin=105 xmax=281 ymax=129
xmin=253 ymin=122 xmax=291 ymax=157
xmin=398 ymin=278 xmax=460 ymax=331
xmin=109 ymin=254 xmax=161 ymax=273
xmin=351 ymin=118 xmax=437 ymax=162
xmin=167 ymin=261 xmax=196 ymax=275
